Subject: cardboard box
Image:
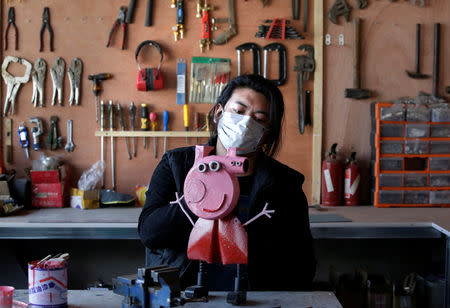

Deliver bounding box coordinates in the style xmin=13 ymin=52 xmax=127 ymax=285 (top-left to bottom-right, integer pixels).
xmin=31 ymin=165 xmax=70 ymax=208
xmin=70 ymin=188 xmax=99 ymax=210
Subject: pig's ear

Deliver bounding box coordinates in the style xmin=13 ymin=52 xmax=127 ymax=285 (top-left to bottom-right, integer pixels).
xmin=226 ymin=147 xmax=238 ymax=157
xmin=195 ymin=145 xmax=214 ymax=161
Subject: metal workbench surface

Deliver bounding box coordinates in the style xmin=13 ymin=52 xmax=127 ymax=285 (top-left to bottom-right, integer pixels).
xmin=13 ymin=289 xmax=343 ymax=308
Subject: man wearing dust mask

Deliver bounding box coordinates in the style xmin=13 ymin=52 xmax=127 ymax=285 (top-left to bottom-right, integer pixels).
xmin=138 ymin=74 xmax=316 ymax=291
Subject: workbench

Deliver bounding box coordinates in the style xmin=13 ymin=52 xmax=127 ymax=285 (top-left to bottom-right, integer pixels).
xmin=0 ymin=206 xmax=449 ymax=307
xmin=13 ymin=289 xmax=342 ymax=308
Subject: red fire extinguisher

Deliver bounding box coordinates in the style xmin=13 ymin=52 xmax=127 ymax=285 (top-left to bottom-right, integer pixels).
xmin=344 ymin=152 xmax=360 ymax=206
xmin=321 ymin=143 xmax=343 ymax=206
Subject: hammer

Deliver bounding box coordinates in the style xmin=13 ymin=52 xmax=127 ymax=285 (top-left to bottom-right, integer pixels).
xmin=345 ymin=18 xmax=371 ymax=100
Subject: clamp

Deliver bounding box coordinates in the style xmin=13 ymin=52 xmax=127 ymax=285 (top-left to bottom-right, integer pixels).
xmin=263 ymin=43 xmax=287 ymax=86
xmin=2 ymin=56 xmax=32 ymax=116
xmin=236 ymin=43 xmax=261 ymax=76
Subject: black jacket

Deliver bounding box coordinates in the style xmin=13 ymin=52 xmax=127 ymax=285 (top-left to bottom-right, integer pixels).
xmin=138 ymin=144 xmax=316 ymax=291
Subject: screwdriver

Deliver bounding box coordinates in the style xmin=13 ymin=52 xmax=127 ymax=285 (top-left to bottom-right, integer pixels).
xmin=87 ymin=73 xmax=112 ymax=123
xmin=141 ymin=104 xmax=149 ymax=148
xmin=149 ymin=112 xmax=157 ymax=158
xmin=194 ymin=112 xmax=199 ymax=144
xmin=129 ymin=102 xmax=136 ymax=157
xmin=117 ymin=103 xmax=132 ymax=160
xmin=183 ymin=104 xmax=189 ymax=143
xmin=163 ymin=110 xmax=169 ymax=153
xmin=100 ymin=100 xmax=106 ymax=188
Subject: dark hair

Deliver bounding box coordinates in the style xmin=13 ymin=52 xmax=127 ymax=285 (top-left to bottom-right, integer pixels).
xmin=208 ymin=74 xmax=285 ymax=157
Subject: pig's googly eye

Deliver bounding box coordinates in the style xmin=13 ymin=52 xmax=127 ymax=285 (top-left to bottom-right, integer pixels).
xmin=230 ymin=161 xmax=235 ymax=166
xmin=236 ymin=161 xmax=242 ymax=166
xmin=197 ymin=163 xmax=207 ymax=173
xmin=209 ymin=161 xmax=221 ymax=172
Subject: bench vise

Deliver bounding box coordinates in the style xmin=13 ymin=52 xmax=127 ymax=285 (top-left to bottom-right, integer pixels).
xmin=112 ymin=265 xmax=182 ymax=308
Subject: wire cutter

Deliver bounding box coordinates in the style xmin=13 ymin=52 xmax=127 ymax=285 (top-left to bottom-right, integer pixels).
xmin=40 ymin=7 xmax=54 ymax=52
xmin=107 ymin=6 xmax=127 ymax=50
xmin=4 ymin=7 xmax=18 ymax=50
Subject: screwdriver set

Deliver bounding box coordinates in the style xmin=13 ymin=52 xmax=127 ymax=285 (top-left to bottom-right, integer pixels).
xmin=189 ymin=57 xmax=231 ymax=104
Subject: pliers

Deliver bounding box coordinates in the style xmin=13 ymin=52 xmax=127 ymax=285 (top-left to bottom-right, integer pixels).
xmin=4 ymin=7 xmax=18 ymax=50
xmin=107 ymin=6 xmax=127 ymax=50
xmin=39 ymin=7 xmax=54 ymax=52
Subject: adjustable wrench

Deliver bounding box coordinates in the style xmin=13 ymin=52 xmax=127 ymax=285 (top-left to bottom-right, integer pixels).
xmin=50 ymin=57 xmax=65 ymax=106
xmin=64 ymin=120 xmax=75 ymax=152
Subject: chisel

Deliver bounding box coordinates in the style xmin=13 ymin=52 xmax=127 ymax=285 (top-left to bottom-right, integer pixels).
xmin=108 ymin=101 xmax=115 ymax=190
xmin=129 ymin=102 xmax=136 ymax=157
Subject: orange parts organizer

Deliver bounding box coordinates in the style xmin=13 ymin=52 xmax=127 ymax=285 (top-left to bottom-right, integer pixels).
xmin=374 ymin=102 xmax=450 ymax=207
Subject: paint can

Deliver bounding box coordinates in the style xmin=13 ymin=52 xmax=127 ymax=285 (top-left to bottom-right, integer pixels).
xmin=28 ymin=261 xmax=68 ymax=308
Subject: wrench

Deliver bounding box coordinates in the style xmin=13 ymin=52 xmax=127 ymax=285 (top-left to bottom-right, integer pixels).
xmin=2 ymin=56 xmax=32 ymax=116
xmin=31 ymin=58 xmax=47 ymax=108
xmin=68 ymin=58 xmax=83 ymax=106
xmin=65 ymin=120 xmax=75 ymax=152
xmin=50 ymin=57 xmax=65 ymax=106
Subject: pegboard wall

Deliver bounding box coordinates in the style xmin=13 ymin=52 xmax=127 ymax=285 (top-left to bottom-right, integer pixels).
xmin=1 ymin=1 xmax=316 ymax=201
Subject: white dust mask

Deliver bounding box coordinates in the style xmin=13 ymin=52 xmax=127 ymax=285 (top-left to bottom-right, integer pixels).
xmin=217 ymin=111 xmax=266 ymax=155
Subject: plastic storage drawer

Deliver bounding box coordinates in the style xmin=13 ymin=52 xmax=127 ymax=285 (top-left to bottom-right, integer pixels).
xmin=406 ymin=105 xmax=430 ymax=121
xmin=380 ymin=174 xmax=403 ymax=187
xmin=404 ymin=191 xmax=428 ymax=204
xmin=380 ymin=105 xmax=405 ymax=121
xmin=380 ymin=141 xmax=403 ymax=154
xmin=429 ymin=174 xmax=450 ymax=187
xmin=405 ymin=124 xmax=429 ymax=138
xmin=430 ymin=141 xmax=450 ymax=154
xmin=429 ymin=157 xmax=450 ymax=170
xmin=405 ymin=140 xmax=428 ymax=154
xmin=380 ymin=157 xmax=403 ymax=171
xmin=404 ymin=173 xmax=428 ymax=187
xmin=380 ymin=124 xmax=404 ymax=137
xmin=430 ymin=125 xmax=450 ymax=138
xmin=431 ymin=108 xmax=450 ymax=122
xmin=379 ymin=191 xmax=403 ymax=204
xmin=429 ymin=191 xmax=450 ymax=204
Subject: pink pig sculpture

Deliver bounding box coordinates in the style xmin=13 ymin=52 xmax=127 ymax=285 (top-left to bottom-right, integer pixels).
xmin=171 ymin=145 xmax=275 ymax=266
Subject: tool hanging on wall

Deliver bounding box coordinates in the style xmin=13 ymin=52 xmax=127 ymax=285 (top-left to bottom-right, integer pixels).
xmin=145 ymin=0 xmax=153 ymax=26
xmin=183 ymin=104 xmax=189 ymax=144
xmin=64 ymin=120 xmax=75 ymax=152
xmin=293 ymin=44 xmax=315 ymax=134
xmin=30 ymin=117 xmax=43 ymax=151
xmin=4 ymin=7 xmax=18 ymax=50
xmin=109 ymin=101 xmax=116 ymax=190
xmin=236 ymin=43 xmax=261 ymax=76
xmin=345 ymin=18 xmax=371 ymax=100
xmin=100 ymin=100 xmax=106 ymax=188
xmin=292 ymin=0 xmax=299 ymax=20
xmin=431 ymin=23 xmax=440 ymax=98
xmin=129 ymin=102 xmax=137 ymax=157
xmin=117 ymin=103 xmax=132 ymax=160
xmin=135 ymin=40 xmax=164 ymax=91
xmin=328 ymin=0 xmax=351 ymax=25
xmin=255 ymin=19 xmax=303 ymax=40
xmin=2 ymin=56 xmax=32 ymax=116
xmin=107 ymin=6 xmax=128 ymax=50
xmin=141 ymin=104 xmax=149 ymax=148
xmin=50 ymin=57 xmax=65 ymax=106
xmin=150 ymin=112 xmax=158 ymax=158
xmin=189 ymin=57 xmax=231 ymax=103
xmin=31 ymin=58 xmax=46 ymax=108
xmin=197 ymin=0 xmax=214 ymax=52
xmin=126 ymin=0 xmax=137 ymax=23
xmin=263 ymin=43 xmax=286 ymax=86
xmin=163 ymin=110 xmax=169 ymax=153
xmin=18 ymin=122 xmax=30 ymax=159
xmin=68 ymin=58 xmax=83 ymax=106
xmin=406 ymin=24 xmax=429 ymax=79
xmin=88 ymin=73 xmax=112 ymax=122
xmin=177 ymin=59 xmax=187 ymax=105
xmin=303 ymin=0 xmax=309 ymax=32
xmin=47 ymin=116 xmax=61 ymax=151
xmin=211 ymin=0 xmax=236 ymax=45
xmin=5 ymin=119 xmax=12 ymax=164
xmin=39 ymin=7 xmax=54 ymax=52
xmin=172 ymin=0 xmax=184 ymax=41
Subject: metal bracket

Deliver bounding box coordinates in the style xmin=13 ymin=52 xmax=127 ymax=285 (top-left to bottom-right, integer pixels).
xmin=325 ymin=34 xmax=331 ymax=46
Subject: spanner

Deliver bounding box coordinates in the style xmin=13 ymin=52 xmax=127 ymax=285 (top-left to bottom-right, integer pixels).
xmin=31 ymin=58 xmax=47 ymax=108
xmin=50 ymin=57 xmax=65 ymax=106
xmin=2 ymin=56 xmax=32 ymax=116
xmin=68 ymin=58 xmax=83 ymax=106
xmin=65 ymin=120 xmax=75 ymax=152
